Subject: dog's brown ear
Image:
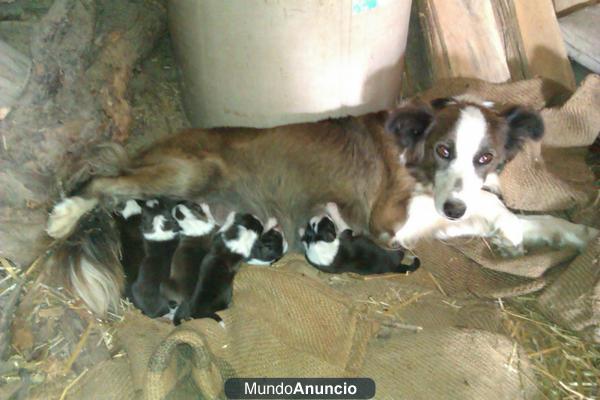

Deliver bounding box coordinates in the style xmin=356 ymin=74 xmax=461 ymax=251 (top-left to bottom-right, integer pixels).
xmin=385 ymin=98 xmax=444 ymax=165
xmin=502 ymin=106 xmax=544 ymax=160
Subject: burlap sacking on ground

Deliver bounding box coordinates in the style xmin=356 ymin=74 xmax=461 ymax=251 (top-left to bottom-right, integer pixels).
xmin=56 ymin=76 xmax=600 ymax=399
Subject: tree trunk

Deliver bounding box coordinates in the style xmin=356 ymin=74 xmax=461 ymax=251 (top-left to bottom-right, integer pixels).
xmin=0 ymin=0 xmax=167 ymax=268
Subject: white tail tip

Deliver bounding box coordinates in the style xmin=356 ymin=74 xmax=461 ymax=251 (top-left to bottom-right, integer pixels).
xmin=47 ymin=197 xmax=98 ymax=239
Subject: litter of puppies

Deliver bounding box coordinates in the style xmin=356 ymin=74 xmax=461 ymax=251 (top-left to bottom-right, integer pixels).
xmin=118 ymin=199 xmax=420 ymax=324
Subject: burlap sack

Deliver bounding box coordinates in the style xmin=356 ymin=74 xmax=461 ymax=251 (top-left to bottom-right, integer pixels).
xmin=111 ymin=261 xmax=537 ymax=399
xmin=32 ymin=76 xmax=600 ymax=399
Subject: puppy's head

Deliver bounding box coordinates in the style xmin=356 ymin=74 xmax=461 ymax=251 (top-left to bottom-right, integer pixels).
xmin=386 ymin=98 xmax=543 ymax=220
xmin=141 ymin=199 xmax=179 ymax=241
xmin=219 ymin=212 xmax=263 ymax=257
xmin=172 ymin=202 xmax=216 ymax=237
xmin=247 ymin=219 xmax=286 ymax=265
xmin=301 ymin=215 xmax=337 ymax=247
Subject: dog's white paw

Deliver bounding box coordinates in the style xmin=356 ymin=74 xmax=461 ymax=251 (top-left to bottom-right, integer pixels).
xmin=520 ymin=215 xmax=599 ymax=251
xmin=490 ymin=236 xmax=526 ymax=258
xmin=46 ymin=197 xmax=98 ymax=239
xmin=557 ymin=224 xmax=598 ymax=250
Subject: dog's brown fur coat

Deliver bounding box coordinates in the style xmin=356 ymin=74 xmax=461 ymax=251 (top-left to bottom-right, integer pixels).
xmin=83 ymin=112 xmax=414 ymax=247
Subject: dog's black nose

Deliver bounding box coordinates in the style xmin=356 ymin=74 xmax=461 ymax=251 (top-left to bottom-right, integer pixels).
xmin=443 ymin=199 xmax=466 ymax=220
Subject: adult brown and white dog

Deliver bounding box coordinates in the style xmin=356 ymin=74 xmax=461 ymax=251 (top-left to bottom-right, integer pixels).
xmin=45 ymin=98 xmax=598 ymax=316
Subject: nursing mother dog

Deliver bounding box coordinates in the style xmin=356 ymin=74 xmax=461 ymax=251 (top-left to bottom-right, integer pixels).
xmin=45 ymin=97 xmax=598 ymax=316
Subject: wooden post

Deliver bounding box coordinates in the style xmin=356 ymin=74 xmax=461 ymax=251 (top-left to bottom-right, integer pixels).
xmin=407 ymin=0 xmax=575 ymax=91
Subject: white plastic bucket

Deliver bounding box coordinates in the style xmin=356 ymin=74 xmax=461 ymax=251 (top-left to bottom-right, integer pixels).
xmin=169 ymin=0 xmax=412 ymax=128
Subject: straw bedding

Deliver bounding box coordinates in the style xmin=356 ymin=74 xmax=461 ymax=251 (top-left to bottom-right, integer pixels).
xmin=4 ymin=75 xmax=600 ymax=399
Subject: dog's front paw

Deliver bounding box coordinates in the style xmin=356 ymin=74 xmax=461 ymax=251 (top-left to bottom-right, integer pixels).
xmin=490 ymin=236 xmax=526 ymax=258
xmin=558 ymin=225 xmax=598 ymax=251
xmin=46 ymin=197 xmax=98 ymax=239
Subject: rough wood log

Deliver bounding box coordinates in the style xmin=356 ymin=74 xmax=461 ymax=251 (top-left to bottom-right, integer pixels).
xmin=553 ymin=0 xmax=598 ymax=15
xmin=416 ymin=0 xmax=512 ymax=83
xmin=409 ymin=0 xmax=575 ymax=91
xmin=0 ymin=0 xmax=166 ymax=268
xmin=513 ymin=0 xmax=576 ymax=90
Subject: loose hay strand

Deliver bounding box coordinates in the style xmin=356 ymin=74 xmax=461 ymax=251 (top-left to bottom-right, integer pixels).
xmin=62 ymin=323 xmax=93 ymax=374
xmin=59 ymin=368 xmax=88 ymax=400
xmin=504 ymin=297 xmax=600 ymax=399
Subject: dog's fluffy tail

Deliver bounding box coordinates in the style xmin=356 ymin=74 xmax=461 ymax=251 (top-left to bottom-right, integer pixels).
xmin=43 ymin=143 xmax=130 ymax=316
xmin=44 ymin=207 xmax=125 ymax=316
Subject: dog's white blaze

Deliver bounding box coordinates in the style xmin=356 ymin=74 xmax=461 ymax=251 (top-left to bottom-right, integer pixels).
xmin=434 ymin=106 xmax=488 ymax=216
xmin=143 ymin=215 xmax=178 ymax=241
xmin=174 ymin=205 xmax=215 ymax=237
xmin=145 ymin=199 xmax=159 ymax=208
xmin=223 ymin=226 xmax=259 ymax=258
xmin=309 ymin=215 xmax=324 ymax=228
xmin=46 ymin=197 xmax=98 ymax=239
xmin=200 ymin=203 xmax=216 ymax=224
xmin=305 ymin=239 xmax=340 ymax=266
xmin=325 ymin=202 xmax=350 ymax=233
xmin=120 ymin=200 xmax=142 ymax=219
xmin=70 ymin=256 xmax=120 ymax=316
xmin=218 ymin=211 xmax=236 ymax=233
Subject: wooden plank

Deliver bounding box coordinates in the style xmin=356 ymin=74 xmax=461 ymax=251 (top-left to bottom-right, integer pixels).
xmin=417 ymin=0 xmax=512 ymax=83
xmin=513 ymin=0 xmax=576 ymax=89
xmin=553 ymin=0 xmax=598 ymax=15
xmin=492 ymin=0 xmax=530 ymax=81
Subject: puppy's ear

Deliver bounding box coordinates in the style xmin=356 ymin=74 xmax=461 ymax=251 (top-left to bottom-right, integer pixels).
xmin=385 ymin=99 xmax=439 ymax=165
xmin=502 ymin=106 xmax=544 ymax=160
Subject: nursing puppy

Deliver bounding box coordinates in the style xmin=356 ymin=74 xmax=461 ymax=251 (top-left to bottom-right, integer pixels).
xmin=246 ymin=217 xmax=288 ymax=266
xmin=161 ymin=201 xmax=217 ymax=304
xmin=114 ymin=199 xmax=144 ymax=300
xmin=173 ymin=212 xmax=263 ymax=325
xmin=131 ymin=199 xmax=180 ymax=318
xmin=301 ymin=203 xmax=419 ymax=274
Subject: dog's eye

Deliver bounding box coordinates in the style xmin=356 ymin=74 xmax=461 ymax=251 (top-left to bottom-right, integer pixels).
xmin=476 ymin=153 xmax=494 ymax=165
xmin=435 ymin=144 xmax=451 ymax=159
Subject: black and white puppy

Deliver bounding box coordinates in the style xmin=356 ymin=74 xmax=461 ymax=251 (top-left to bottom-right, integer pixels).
xmin=246 ymin=217 xmax=288 ymax=266
xmin=173 ymin=212 xmax=263 ymax=326
xmin=301 ymin=203 xmax=420 ymax=274
xmin=114 ymin=199 xmax=144 ymax=301
xmin=161 ymin=201 xmax=218 ymax=304
xmin=131 ymin=199 xmax=180 ymax=318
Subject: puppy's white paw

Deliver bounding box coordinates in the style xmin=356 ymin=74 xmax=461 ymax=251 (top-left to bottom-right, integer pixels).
xmin=46 ymin=197 xmax=98 ymax=239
